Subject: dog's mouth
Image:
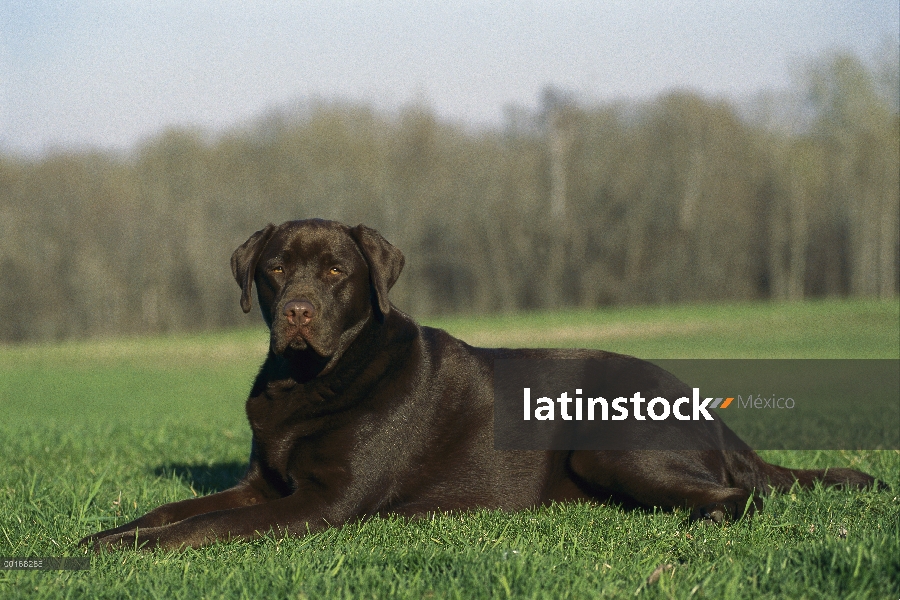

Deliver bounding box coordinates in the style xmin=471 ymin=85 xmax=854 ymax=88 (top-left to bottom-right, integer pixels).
xmin=270 ymin=313 xmax=369 ymax=380
xmin=271 ymin=325 xmax=334 ymax=358
xmin=272 ymin=329 xmax=309 ymax=355
xmin=283 ymin=337 xmax=309 ymax=352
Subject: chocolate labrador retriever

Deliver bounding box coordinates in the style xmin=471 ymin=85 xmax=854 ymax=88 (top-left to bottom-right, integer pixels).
xmin=80 ymin=218 xmax=877 ymax=550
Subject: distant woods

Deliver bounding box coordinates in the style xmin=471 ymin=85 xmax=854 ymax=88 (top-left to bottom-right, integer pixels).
xmin=1 ymin=50 xmax=897 ymax=343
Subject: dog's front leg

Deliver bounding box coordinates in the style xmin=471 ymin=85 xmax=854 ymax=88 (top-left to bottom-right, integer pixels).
xmin=88 ymin=494 xmax=341 ymax=551
xmin=78 ymin=482 xmax=270 ymax=549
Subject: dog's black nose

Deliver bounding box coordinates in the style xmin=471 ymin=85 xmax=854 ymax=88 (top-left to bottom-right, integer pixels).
xmin=284 ymin=300 xmax=316 ymax=326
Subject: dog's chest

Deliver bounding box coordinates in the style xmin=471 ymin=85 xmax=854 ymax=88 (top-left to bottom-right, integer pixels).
xmin=245 ymin=386 xmax=355 ymax=486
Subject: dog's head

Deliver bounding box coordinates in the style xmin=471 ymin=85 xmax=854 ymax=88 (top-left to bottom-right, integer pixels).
xmin=231 ymin=219 xmax=404 ymax=370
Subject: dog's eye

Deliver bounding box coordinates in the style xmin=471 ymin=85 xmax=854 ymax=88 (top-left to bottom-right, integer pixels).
xmin=271 ymin=266 xmax=284 ymax=274
xmin=329 ymin=267 xmax=342 ymax=275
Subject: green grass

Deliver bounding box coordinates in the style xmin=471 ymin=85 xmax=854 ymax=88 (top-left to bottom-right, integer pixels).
xmin=0 ymin=298 xmax=897 ymax=598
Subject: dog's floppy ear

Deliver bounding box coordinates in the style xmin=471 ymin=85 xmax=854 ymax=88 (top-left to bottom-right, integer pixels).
xmin=231 ymin=224 xmax=278 ymax=313
xmin=350 ymin=224 xmax=405 ymax=319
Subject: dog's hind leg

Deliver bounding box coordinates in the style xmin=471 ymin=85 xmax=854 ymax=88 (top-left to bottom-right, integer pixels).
xmin=567 ymin=449 xmax=764 ymax=522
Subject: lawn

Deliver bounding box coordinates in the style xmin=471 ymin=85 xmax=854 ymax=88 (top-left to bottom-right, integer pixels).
xmin=1 ymin=298 xmax=898 ymax=598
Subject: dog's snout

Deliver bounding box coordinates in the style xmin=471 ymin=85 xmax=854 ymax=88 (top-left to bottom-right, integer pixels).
xmin=284 ymin=300 xmax=316 ymax=326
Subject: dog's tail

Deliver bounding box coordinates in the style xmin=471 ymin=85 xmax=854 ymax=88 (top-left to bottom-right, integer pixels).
xmin=726 ymin=451 xmax=882 ymax=494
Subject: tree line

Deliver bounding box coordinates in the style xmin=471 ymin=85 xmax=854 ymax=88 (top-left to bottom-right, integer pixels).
xmin=0 ymin=50 xmax=897 ymax=343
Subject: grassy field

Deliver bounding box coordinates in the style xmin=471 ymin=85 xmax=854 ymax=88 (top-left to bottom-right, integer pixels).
xmin=0 ymin=298 xmax=897 ymax=598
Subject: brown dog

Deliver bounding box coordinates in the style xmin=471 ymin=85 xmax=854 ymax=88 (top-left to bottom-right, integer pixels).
xmin=80 ymin=218 xmax=877 ymax=550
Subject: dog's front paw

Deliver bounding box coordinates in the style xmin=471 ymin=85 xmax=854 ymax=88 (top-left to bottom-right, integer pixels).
xmin=78 ymin=525 xmax=138 ymax=551
xmin=689 ymin=503 xmax=728 ymax=524
xmin=86 ymin=530 xmax=159 ymax=553
xmin=77 ymin=533 xmax=101 ymax=548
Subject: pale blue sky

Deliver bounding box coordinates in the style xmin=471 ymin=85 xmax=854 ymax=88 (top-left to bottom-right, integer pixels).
xmin=2 ymin=1 xmax=897 ymax=154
